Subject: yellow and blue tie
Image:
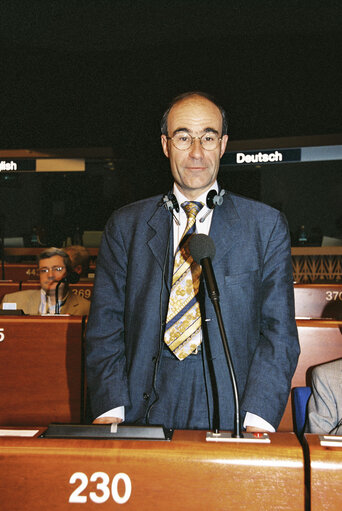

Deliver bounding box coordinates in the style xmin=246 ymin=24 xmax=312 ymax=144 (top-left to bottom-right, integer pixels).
xmin=164 ymin=201 xmax=204 ymax=360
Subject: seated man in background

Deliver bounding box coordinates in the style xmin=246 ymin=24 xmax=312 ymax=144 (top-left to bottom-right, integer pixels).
xmin=1 ymin=247 xmax=90 ymax=315
xmin=65 ymin=245 xmax=91 ymax=278
xmin=307 ymin=358 xmax=342 ymax=434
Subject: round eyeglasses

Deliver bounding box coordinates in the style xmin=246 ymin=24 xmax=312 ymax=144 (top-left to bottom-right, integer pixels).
xmin=167 ymin=131 xmax=222 ymax=151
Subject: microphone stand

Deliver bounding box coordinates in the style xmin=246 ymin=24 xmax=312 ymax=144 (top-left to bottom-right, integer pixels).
xmin=190 ymin=234 xmax=270 ymax=443
xmin=55 ymin=271 xmax=80 ymax=313
xmin=201 ymin=258 xmax=242 ymax=438
xmin=55 ymin=279 xmax=65 ymax=314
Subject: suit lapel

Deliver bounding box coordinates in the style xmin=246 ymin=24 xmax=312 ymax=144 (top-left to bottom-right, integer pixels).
xmin=60 ymin=292 xmax=73 ymax=314
xmin=28 ymin=291 xmax=41 ymax=314
xmin=209 ymin=192 xmax=241 ymax=265
xmin=147 ymin=203 xmax=174 ymax=292
xmin=146 ymin=192 xmax=241 ymax=290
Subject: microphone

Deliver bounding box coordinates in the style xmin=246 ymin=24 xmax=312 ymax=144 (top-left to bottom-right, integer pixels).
xmin=189 ymin=234 xmax=243 ymax=438
xmin=55 ymin=271 xmax=80 ymax=313
xmin=63 ymin=271 xmax=80 ymax=284
xmin=189 ymin=234 xmax=218 ymax=302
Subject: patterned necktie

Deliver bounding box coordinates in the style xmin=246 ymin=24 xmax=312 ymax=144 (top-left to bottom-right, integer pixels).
xmin=164 ymin=201 xmax=204 ymax=360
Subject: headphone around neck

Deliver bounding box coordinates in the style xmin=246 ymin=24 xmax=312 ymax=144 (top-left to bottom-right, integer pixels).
xmin=161 ymin=188 xmax=225 ymax=224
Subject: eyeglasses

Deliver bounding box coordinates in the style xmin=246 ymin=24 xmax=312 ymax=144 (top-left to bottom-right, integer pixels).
xmin=167 ymin=131 xmax=222 ymax=151
xmin=38 ymin=266 xmax=66 ymax=275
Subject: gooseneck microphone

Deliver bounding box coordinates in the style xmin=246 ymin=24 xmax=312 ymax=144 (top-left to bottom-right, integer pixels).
xmin=55 ymin=271 xmax=80 ymax=314
xmin=189 ymin=234 xmax=242 ymax=438
xmin=189 ymin=234 xmax=218 ymax=302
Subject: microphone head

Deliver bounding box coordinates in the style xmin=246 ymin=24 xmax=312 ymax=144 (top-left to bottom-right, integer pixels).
xmin=59 ymin=271 xmax=80 ymax=284
xmin=189 ymin=234 xmax=216 ymax=264
xmin=67 ymin=271 xmax=80 ymax=284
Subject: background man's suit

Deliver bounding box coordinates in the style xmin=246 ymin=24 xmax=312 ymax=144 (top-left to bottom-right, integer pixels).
xmin=307 ymin=358 xmax=342 ymax=434
xmin=2 ymin=289 xmax=90 ymax=315
xmin=86 ymin=191 xmax=299 ymax=430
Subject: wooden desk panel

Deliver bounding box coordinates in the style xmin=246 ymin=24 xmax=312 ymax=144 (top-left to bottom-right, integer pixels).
xmin=0 ymin=316 xmax=84 ymax=426
xmin=278 ymin=320 xmax=342 ymax=431
xmin=21 ymin=281 xmax=94 ymax=300
xmin=0 ymin=281 xmax=20 ymax=302
xmin=0 ymin=430 xmax=304 ymax=511
xmin=294 ymin=284 xmax=342 ymax=319
xmin=2 ymin=263 xmax=39 ymax=281
xmin=305 ymin=434 xmax=342 ymax=511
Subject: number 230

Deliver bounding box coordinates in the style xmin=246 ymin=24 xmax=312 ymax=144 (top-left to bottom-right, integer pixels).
xmin=69 ymin=472 xmax=131 ymax=504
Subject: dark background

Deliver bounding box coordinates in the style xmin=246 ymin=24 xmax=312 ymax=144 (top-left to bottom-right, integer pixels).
xmin=0 ymin=1 xmax=341 ymax=245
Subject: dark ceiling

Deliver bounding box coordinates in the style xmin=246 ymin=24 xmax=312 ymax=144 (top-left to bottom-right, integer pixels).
xmin=1 ymin=0 xmax=341 ymax=160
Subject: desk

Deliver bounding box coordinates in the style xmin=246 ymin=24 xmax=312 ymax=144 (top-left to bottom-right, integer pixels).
xmin=0 ymin=430 xmax=304 ymax=511
xmin=1 ymin=263 xmax=39 ymax=281
xmin=305 ymin=434 xmax=342 ymax=511
xmin=0 ymin=316 xmax=85 ymax=426
xmin=21 ymin=281 xmax=94 ymax=300
xmin=278 ymin=320 xmax=342 ymax=431
xmin=294 ymin=284 xmax=342 ymax=319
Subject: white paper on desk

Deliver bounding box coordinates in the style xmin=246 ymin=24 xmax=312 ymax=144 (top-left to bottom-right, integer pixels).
xmin=320 ymin=435 xmax=342 ymax=447
xmin=41 ymin=314 xmax=70 ymax=316
xmin=0 ymin=429 xmax=39 ymax=437
xmin=2 ymin=303 xmax=17 ymax=310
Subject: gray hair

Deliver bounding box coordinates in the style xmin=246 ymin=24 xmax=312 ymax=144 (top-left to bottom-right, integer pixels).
xmin=37 ymin=247 xmax=72 ymax=273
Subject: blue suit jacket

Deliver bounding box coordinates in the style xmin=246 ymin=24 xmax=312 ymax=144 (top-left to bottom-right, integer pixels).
xmin=86 ymin=191 xmax=299 ymax=430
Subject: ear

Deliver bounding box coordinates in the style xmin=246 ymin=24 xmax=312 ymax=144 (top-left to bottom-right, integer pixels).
xmin=220 ymin=135 xmax=229 ymax=158
xmin=161 ymin=135 xmax=170 ymax=158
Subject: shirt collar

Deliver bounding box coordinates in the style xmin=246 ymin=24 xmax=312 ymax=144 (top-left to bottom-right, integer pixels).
xmin=172 ymin=181 xmax=219 ymax=209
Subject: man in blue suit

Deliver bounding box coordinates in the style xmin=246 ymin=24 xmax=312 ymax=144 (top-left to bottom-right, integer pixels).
xmin=86 ymin=92 xmax=299 ymax=432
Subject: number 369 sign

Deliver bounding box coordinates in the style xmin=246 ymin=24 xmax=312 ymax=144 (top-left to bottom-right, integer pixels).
xmin=69 ymin=472 xmax=132 ymax=504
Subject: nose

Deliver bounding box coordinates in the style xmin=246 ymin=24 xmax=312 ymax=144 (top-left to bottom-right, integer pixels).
xmin=188 ymin=137 xmax=204 ymax=159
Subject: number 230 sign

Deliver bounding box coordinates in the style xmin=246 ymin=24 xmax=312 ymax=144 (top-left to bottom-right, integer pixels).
xmin=69 ymin=472 xmax=132 ymax=504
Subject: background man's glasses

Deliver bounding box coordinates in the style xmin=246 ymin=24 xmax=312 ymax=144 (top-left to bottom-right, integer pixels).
xmin=167 ymin=131 xmax=222 ymax=151
xmin=38 ymin=266 xmax=65 ymax=274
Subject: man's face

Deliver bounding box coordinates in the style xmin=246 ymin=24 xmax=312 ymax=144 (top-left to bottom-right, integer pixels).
xmin=39 ymin=255 xmax=67 ymax=293
xmin=161 ymin=95 xmax=228 ymax=199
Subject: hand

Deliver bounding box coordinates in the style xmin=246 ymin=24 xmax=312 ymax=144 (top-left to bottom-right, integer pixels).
xmin=246 ymin=426 xmax=267 ymax=433
xmin=92 ymin=417 xmax=123 ymax=424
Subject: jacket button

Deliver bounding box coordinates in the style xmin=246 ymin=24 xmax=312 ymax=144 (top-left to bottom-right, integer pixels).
xmin=143 ymin=392 xmax=150 ymax=400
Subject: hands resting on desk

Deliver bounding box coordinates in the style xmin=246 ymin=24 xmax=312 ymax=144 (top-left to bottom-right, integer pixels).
xmin=93 ymin=417 xmax=123 ymax=424
xmin=92 ymin=417 xmax=266 ymax=432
